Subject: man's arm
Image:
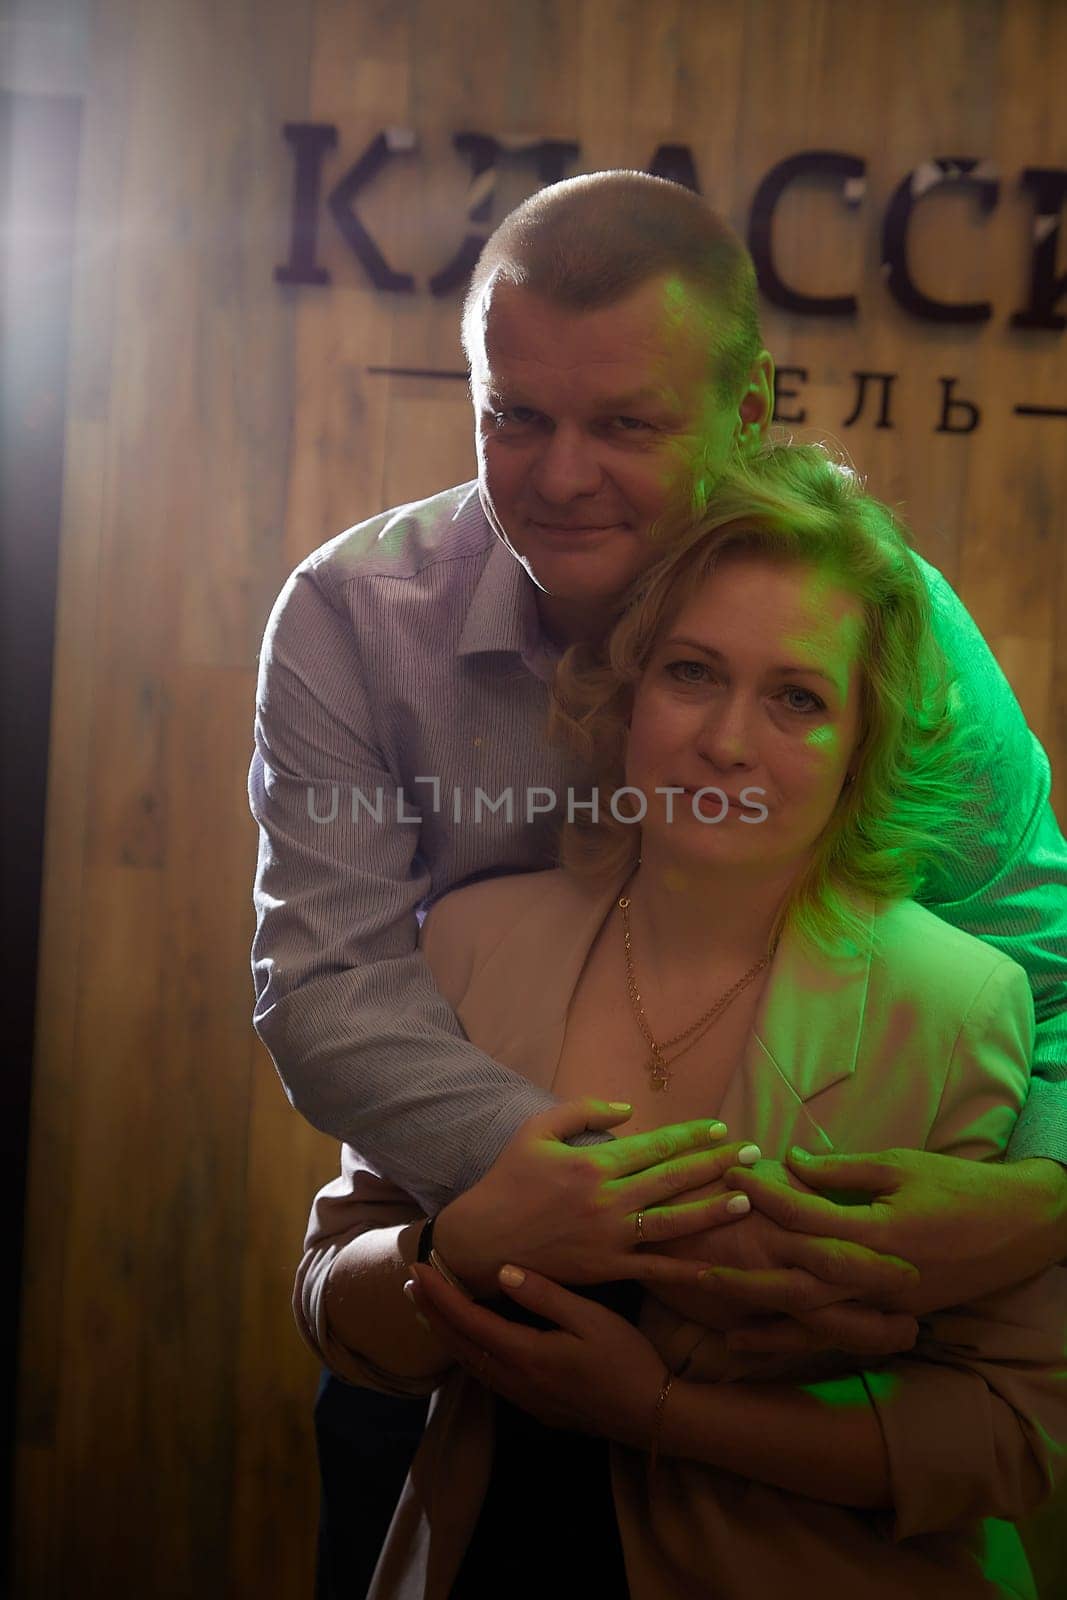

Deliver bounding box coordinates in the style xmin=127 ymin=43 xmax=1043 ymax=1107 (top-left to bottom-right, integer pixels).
xmin=250 ymin=561 xmax=577 ymax=1215
xmin=913 ymin=551 xmax=1067 ymax=1171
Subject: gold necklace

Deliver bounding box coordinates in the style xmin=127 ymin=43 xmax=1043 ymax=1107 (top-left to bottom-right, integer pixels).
xmin=618 ymin=893 xmax=778 ymax=1092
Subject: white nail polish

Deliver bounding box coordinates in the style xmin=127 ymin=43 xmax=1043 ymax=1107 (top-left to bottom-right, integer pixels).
xmin=726 ymin=1194 xmax=751 ymax=1215
xmin=737 ymin=1144 xmax=761 ymax=1165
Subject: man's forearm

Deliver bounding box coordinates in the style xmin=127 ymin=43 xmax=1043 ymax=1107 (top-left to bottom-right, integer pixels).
xmin=659 ymin=1371 xmax=891 ymax=1508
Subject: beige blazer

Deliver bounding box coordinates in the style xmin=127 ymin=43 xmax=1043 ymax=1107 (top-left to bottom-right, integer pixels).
xmin=294 ymin=869 xmax=1067 ymax=1600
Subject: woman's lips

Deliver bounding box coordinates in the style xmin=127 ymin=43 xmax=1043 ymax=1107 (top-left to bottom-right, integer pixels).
xmin=679 ymin=787 xmax=757 ymax=813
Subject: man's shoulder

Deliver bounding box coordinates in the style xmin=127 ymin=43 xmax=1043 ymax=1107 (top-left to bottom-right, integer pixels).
xmin=302 ymin=480 xmax=493 ymax=588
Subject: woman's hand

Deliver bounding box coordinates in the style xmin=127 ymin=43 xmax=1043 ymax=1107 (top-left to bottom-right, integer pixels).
xmin=432 ymin=1099 xmax=759 ymax=1299
xmin=405 ymin=1261 xmax=666 ymax=1451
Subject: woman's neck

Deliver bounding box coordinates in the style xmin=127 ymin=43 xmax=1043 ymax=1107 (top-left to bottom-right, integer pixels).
xmin=621 ymin=848 xmax=801 ymax=984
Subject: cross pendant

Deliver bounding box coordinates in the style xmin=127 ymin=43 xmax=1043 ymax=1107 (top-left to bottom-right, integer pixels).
xmin=648 ymin=1058 xmax=671 ymax=1091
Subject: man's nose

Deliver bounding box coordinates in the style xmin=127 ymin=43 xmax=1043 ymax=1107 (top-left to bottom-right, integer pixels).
xmin=528 ymin=425 xmax=603 ymax=500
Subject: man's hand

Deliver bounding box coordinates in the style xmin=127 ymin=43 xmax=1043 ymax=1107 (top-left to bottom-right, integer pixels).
xmin=727 ymin=1146 xmax=1067 ymax=1315
xmin=647 ymin=1158 xmax=921 ymax=1356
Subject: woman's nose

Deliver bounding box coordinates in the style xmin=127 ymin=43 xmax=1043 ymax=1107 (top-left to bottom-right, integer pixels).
xmin=695 ymin=696 xmax=759 ymax=765
xmin=528 ymin=425 xmax=603 ymax=499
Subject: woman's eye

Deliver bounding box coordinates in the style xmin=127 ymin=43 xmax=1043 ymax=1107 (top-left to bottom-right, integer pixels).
xmin=615 ymin=416 xmax=651 ymax=430
xmin=665 ymin=660 xmax=710 ymax=684
xmin=780 ymin=686 xmax=826 ymax=715
xmin=662 ymin=664 xmax=827 ymax=714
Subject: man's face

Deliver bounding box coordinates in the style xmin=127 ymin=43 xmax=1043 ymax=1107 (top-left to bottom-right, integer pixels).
xmin=470 ymin=274 xmax=769 ymax=625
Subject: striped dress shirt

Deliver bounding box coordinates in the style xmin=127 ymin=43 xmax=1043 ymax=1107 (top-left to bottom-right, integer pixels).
xmin=249 ymin=480 xmax=1067 ymax=1214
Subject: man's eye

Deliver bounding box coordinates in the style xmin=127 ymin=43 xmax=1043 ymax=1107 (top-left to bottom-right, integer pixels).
xmin=615 ymin=416 xmax=651 ymax=430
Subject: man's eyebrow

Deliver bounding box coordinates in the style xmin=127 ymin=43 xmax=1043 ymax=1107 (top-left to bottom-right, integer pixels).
xmin=662 ymin=638 xmax=840 ymax=691
xmin=485 ymin=385 xmax=675 ymax=412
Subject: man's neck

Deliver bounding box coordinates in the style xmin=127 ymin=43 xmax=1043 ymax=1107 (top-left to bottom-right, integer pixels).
xmin=534 ymin=590 xmax=618 ymax=650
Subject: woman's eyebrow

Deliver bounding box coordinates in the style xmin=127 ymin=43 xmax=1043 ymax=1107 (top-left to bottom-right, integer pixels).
xmin=661 ymin=637 xmax=839 ymax=690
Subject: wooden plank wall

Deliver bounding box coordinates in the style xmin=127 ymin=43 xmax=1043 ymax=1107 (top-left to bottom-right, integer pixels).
xmin=8 ymin=0 xmax=1066 ymax=1595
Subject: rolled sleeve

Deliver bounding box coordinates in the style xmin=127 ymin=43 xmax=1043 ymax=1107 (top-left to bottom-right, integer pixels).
xmin=861 ymin=947 xmax=1066 ymax=1538
xmin=863 ymin=1266 xmax=1067 ymax=1538
xmin=294 ymin=1232 xmax=441 ymax=1399
xmin=292 ymin=1151 xmax=448 ymax=1397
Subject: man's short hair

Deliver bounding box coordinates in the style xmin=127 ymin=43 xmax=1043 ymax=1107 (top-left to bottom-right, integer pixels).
xmin=461 ymin=170 xmax=763 ymax=404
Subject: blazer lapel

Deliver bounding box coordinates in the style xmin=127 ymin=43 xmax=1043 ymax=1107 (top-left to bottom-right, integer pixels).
xmin=752 ymin=895 xmax=874 ymax=1098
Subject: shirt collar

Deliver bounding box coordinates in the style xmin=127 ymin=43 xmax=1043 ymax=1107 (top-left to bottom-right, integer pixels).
xmin=454 ymin=493 xmax=561 ymax=681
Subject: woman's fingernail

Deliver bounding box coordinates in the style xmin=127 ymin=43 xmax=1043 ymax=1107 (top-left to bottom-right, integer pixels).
xmin=726 ymin=1193 xmax=751 ymax=1215
xmin=402 ymin=1279 xmax=416 ymax=1301
xmin=708 ymin=1121 xmax=728 ymax=1138
xmin=499 ymin=1265 xmax=525 ymax=1287
xmin=737 ymin=1143 xmax=761 ymax=1165
xmin=790 ymin=1145 xmax=812 ymax=1161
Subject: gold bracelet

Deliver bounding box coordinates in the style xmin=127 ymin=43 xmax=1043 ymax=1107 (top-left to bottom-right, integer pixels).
xmin=647 ymin=1369 xmax=674 ymax=1483
xmin=428 ymin=1244 xmax=476 ymax=1298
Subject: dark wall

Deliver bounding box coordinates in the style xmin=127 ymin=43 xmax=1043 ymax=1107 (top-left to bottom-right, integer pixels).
xmin=0 ymin=88 xmax=82 ymax=1589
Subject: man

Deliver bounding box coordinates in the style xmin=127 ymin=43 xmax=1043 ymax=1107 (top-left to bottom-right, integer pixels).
xmin=249 ymin=171 xmax=1067 ymax=1593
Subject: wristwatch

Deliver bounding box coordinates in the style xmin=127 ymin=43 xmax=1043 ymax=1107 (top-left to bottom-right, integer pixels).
xmin=416 ymin=1214 xmax=436 ymax=1265
xmin=417 ymin=1213 xmax=475 ymax=1296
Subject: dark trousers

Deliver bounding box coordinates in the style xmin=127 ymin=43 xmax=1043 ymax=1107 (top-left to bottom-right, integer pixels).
xmin=312 ymin=1281 xmax=641 ymax=1598
xmin=313 ymin=1369 xmax=430 ymax=1600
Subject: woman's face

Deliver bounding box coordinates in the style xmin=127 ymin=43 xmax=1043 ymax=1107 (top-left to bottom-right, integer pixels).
xmin=624 ymin=551 xmax=865 ymax=877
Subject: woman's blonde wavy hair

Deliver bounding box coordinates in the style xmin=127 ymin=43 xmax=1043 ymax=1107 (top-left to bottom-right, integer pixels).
xmin=548 ymin=439 xmax=982 ymax=963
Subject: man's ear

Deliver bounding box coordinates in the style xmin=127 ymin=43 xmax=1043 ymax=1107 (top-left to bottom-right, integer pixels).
xmin=737 ymin=351 xmax=775 ymax=448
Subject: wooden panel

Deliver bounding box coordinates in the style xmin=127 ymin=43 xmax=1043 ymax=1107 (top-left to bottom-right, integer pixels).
xmin=11 ymin=0 xmax=1067 ymax=1595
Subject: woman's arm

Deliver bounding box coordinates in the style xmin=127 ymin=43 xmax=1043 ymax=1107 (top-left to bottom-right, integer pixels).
xmin=659 ymin=1370 xmax=891 ymax=1508
xmin=293 ymin=1144 xmax=461 ymax=1393
xmin=655 ymin=1256 xmax=1067 ymax=1530
xmin=317 ymin=1218 xmax=455 ymax=1384
xmin=650 ymin=961 xmax=1067 ymax=1531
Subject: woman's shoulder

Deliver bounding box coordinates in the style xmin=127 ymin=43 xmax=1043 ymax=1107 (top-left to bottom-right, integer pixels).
xmin=870 ymin=897 xmax=1031 ymax=1012
xmin=419 ymin=867 xmax=593 ymax=995
xmin=421 ymin=866 xmax=573 ymax=937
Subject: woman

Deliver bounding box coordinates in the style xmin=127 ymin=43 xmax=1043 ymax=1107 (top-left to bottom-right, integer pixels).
xmin=294 ymin=442 xmax=1066 ymax=1599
